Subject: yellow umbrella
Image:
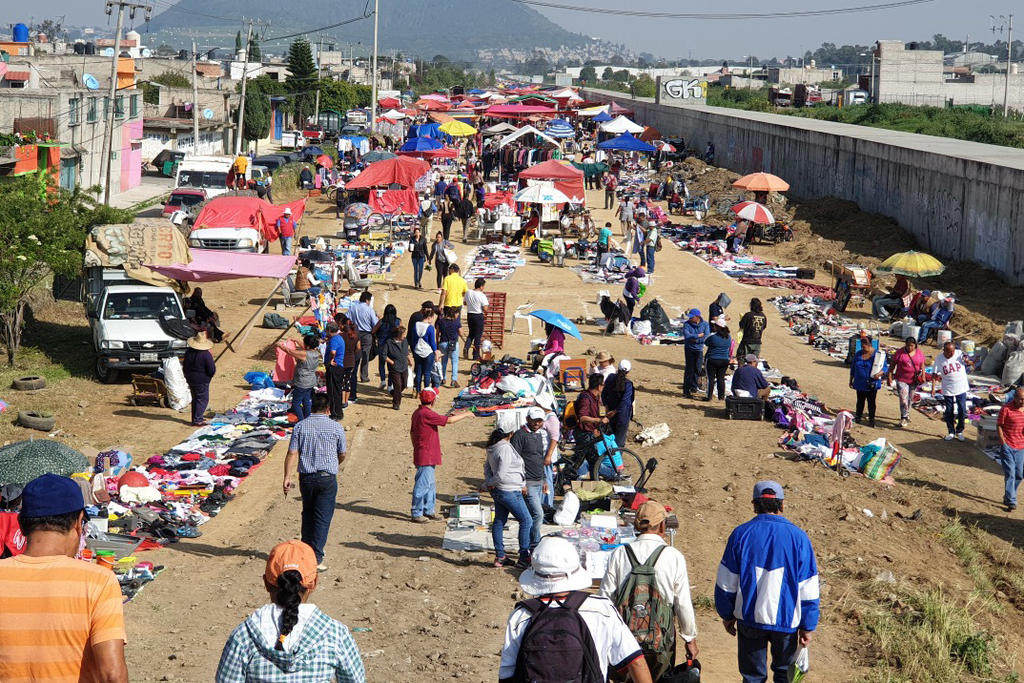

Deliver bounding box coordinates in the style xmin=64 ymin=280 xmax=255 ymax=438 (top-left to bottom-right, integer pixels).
xmin=872 ymin=250 xmax=946 ymax=278
xmin=439 ymin=119 xmax=477 ymax=137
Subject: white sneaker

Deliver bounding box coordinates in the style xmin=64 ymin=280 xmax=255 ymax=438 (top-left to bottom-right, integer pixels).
xmin=956 ymin=432 xmax=965 ymax=442
xmin=378 ymin=381 xmax=386 ymax=390
xmin=944 ymin=433 xmax=955 ymax=441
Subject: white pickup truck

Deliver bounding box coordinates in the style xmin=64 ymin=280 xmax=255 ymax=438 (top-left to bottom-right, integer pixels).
xmin=174 ymin=156 xmax=238 ymax=198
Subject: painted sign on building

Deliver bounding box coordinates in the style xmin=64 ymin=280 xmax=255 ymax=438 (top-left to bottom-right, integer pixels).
xmin=655 ymin=76 xmax=708 ymax=105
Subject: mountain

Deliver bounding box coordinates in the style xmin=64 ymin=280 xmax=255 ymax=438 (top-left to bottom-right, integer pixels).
xmin=147 ymin=0 xmax=589 ymax=60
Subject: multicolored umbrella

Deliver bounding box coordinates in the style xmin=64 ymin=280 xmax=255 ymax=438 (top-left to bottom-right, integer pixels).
xmin=732 ymin=172 xmax=790 ymax=193
xmin=530 ymin=309 xmax=582 ymax=340
xmin=0 ymin=439 xmax=90 ymax=486
xmin=872 ymin=251 xmax=946 ymax=278
xmin=655 ymin=141 xmax=676 ymax=153
xmin=731 ymin=201 xmax=775 ymax=225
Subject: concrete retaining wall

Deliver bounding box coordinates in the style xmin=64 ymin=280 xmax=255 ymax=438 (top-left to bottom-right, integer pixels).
xmin=583 ymin=89 xmax=1024 ymax=285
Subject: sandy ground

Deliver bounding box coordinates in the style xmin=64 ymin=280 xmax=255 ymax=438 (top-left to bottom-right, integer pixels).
xmin=4 ymin=185 xmax=1024 ymax=681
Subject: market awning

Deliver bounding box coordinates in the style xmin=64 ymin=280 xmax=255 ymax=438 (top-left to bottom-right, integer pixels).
xmin=600 ymin=115 xmax=644 ymax=135
xmin=519 ymin=159 xmax=583 ymax=181
xmin=498 ymin=125 xmax=559 ymax=148
xmin=146 ymin=250 xmax=297 ymax=282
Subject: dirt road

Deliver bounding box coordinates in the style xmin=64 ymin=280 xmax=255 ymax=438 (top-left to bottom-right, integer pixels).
xmin=5 ymin=186 xmax=1023 ymax=681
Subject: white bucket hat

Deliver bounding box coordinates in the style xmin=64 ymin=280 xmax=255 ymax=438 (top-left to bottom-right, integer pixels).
xmin=518 ymin=536 xmax=592 ymax=596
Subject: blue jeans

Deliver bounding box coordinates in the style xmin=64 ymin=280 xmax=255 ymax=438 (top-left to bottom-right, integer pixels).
xmin=280 ymin=236 xmax=293 ymax=255
xmin=413 ymin=354 xmax=433 ymax=393
xmin=737 ymin=623 xmax=799 ymax=683
xmin=439 ymin=341 xmax=459 ymax=383
xmin=298 ymin=472 xmax=337 ymax=563
xmin=524 ymin=482 xmax=544 ymax=550
xmin=919 ymin=320 xmax=943 ymax=343
xmin=645 ymin=245 xmax=656 ymax=273
xmin=944 ymin=393 xmax=967 ymax=435
xmin=291 ymin=386 xmax=313 ymax=421
xmin=412 ymin=255 xmax=426 ymax=287
xmin=543 ymin=464 xmax=555 ymax=508
xmin=684 ymin=348 xmax=703 ymax=394
xmin=411 ymin=465 xmax=436 ymax=517
xmin=1001 ymin=445 xmax=1024 ymax=506
xmin=491 ymin=488 xmax=533 ymax=562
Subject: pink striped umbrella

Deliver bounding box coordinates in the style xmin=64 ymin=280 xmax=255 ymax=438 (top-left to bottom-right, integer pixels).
xmin=731 ymin=201 xmax=775 ymax=225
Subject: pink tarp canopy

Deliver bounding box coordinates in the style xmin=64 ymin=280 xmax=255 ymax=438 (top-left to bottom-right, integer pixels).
xmin=146 ymin=250 xmax=297 ymax=283
xmin=485 ymin=104 xmax=558 ymax=117
xmin=192 ymin=196 xmax=306 ymax=243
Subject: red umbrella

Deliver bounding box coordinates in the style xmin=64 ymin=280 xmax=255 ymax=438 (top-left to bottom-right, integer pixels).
xmin=378 ymin=97 xmax=401 ymax=108
xmin=315 ymin=154 xmax=333 ymax=169
xmin=731 ymin=201 xmax=775 ymax=225
xmin=519 ymin=159 xmax=583 ymax=181
xmin=416 ymin=99 xmax=451 ymax=111
xmin=346 ymin=156 xmax=431 ymax=189
xmin=398 ymin=146 xmax=459 ymax=159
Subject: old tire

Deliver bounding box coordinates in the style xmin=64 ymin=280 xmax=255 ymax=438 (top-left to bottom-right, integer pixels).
xmin=95 ymin=357 xmax=120 ymax=384
xmin=18 ymin=411 xmax=55 ymax=432
xmin=11 ymin=375 xmax=47 ymax=391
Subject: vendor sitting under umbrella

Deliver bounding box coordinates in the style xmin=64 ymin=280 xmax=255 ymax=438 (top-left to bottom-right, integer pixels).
xmin=872 ymin=275 xmax=911 ymax=320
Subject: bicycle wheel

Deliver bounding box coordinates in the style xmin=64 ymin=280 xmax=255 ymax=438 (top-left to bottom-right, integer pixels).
xmin=604 ymin=447 xmax=645 ymax=485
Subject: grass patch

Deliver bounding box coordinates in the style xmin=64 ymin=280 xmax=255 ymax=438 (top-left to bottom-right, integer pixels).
xmin=691 ymin=595 xmax=714 ymax=611
xmin=858 ymin=585 xmax=1000 ymax=682
xmin=941 ymin=518 xmax=996 ymax=597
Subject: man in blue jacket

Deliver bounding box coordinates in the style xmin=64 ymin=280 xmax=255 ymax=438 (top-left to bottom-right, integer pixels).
xmin=682 ymin=309 xmax=710 ymax=398
xmin=715 ymin=481 xmax=819 ymax=683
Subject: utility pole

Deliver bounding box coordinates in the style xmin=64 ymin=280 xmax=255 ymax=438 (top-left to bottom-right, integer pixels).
xmin=101 ymin=0 xmax=151 ymax=206
xmin=191 ymin=38 xmax=200 ymax=153
xmin=992 ymin=14 xmax=1014 ymax=117
xmin=314 ymin=34 xmax=323 ymax=123
xmin=234 ymin=19 xmax=254 ymax=155
xmin=370 ymin=0 xmax=379 ymax=133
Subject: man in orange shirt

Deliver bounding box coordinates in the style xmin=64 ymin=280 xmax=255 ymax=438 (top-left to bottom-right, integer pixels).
xmin=0 ymin=473 xmax=128 ymax=683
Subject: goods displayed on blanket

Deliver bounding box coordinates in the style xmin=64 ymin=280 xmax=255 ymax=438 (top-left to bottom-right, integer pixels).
xmin=572 ymin=249 xmax=635 ymax=284
xmin=443 ymin=487 xmax=679 ymax=579
xmin=463 ymin=244 xmax=526 ymax=281
xmin=451 ymin=356 xmax=557 ymax=416
xmin=661 ymin=224 xmax=814 ymax=282
xmin=83 ymin=387 xmax=293 ymax=600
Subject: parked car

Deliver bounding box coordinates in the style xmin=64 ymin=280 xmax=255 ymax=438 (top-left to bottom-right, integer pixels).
xmin=340 ymin=124 xmax=366 ymax=136
xmin=281 ymin=130 xmax=306 ymax=149
xmin=847 ymin=89 xmax=870 ymax=105
xmin=162 ymin=188 xmax=207 ymax=218
xmin=302 ymin=124 xmax=324 ymax=143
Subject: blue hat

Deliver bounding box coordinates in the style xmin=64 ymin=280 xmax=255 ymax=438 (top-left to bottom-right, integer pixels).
xmin=687 ymin=308 xmax=701 ymax=318
xmin=21 ymin=473 xmax=85 ymax=518
xmin=752 ymin=480 xmax=784 ymax=501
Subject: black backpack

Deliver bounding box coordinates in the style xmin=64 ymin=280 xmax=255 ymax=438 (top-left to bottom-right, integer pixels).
xmin=513 ymin=591 xmax=603 ymax=683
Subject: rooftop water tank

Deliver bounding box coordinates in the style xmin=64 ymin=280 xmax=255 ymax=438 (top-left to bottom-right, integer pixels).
xmin=125 ymin=29 xmax=140 ymax=44
xmin=13 ymin=23 xmax=29 ymax=43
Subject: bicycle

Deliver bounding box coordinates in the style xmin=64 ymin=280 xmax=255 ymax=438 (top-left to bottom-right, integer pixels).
xmin=552 ymin=429 xmax=656 ymax=496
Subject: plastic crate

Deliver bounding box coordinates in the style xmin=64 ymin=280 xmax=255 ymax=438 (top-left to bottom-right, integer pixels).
xmin=725 ymin=396 xmax=765 ymax=421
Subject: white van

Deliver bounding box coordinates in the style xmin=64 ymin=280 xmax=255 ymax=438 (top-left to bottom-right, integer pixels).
xmin=174 ymin=156 xmax=237 ymax=197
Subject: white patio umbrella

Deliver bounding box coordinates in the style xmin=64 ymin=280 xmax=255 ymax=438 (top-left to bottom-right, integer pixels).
xmin=514 ymin=182 xmax=572 ymax=205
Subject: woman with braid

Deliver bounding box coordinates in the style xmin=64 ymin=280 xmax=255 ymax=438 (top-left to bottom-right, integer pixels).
xmin=216 ymin=540 xmax=366 ymax=682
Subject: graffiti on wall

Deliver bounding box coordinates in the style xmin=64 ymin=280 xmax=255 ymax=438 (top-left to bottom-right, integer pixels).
xmin=656 ymin=77 xmax=708 ymax=105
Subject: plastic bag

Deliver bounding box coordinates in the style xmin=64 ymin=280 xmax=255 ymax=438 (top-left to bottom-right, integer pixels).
xmin=1002 ymin=350 xmax=1024 ymax=386
xmin=1006 ymin=321 xmax=1024 ymax=338
xmin=496 ymin=374 xmax=531 ymax=396
xmin=981 ymin=341 xmax=1007 ymax=376
xmin=788 ymin=646 xmax=809 ymax=682
xmin=162 ymin=357 xmax=192 ymax=412
xmin=554 ymin=491 xmax=580 ymax=526
xmin=244 ymin=371 xmax=276 ymax=390
xmin=631 ymin=320 xmax=652 ymax=337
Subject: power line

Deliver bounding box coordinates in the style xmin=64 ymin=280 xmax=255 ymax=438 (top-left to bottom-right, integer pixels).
xmin=512 ymin=0 xmax=936 ymax=20
xmin=261 ymin=2 xmax=373 ymax=43
xmin=147 ymin=0 xmax=240 ymax=24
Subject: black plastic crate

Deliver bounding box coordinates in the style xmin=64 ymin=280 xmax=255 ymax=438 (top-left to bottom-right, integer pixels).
xmin=725 ymin=396 xmax=765 ymax=420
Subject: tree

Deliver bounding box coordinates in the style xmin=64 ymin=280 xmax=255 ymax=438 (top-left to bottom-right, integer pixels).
xmin=242 ymin=90 xmax=269 ymax=146
xmin=249 ymin=39 xmax=261 ymax=62
xmin=524 ymin=54 xmax=549 ymax=76
xmin=602 ymin=67 xmax=615 ymax=81
xmin=286 ymin=40 xmax=317 ymax=126
xmin=235 ymin=31 xmax=242 ymax=53
xmin=35 ymin=18 xmax=63 ymax=40
xmin=152 ymin=71 xmax=190 ymax=88
xmin=579 ymin=66 xmax=597 ymax=83
xmin=612 ymin=69 xmax=630 ymax=83
xmin=0 ymin=177 xmax=133 ymax=365
xmin=633 ymin=74 xmax=656 ymax=98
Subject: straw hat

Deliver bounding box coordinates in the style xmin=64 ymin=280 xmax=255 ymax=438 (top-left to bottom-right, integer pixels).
xmin=187 ymin=335 xmax=214 ymax=351
xmin=595 ymin=350 xmax=613 ymax=363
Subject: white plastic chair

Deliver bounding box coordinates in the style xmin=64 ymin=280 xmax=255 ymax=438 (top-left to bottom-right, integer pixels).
xmin=510 ymin=301 xmax=535 ymax=335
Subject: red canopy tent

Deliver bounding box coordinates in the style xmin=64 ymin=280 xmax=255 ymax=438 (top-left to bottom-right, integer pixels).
xmin=415 ymin=99 xmax=451 ymax=111
xmin=345 ymin=156 xmax=430 ymax=189
xmin=192 ymin=196 xmax=307 ymax=243
xmin=485 ymin=104 xmax=558 ymax=119
xmin=518 ymin=160 xmax=586 ymax=205
xmin=378 ymin=97 xmax=401 ymax=108
xmin=397 ymin=146 xmax=459 ymax=160
xmin=608 ymin=101 xmax=634 ymax=116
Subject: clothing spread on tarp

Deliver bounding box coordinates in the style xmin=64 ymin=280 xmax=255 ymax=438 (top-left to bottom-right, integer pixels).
xmin=463 ymin=244 xmax=525 ymax=281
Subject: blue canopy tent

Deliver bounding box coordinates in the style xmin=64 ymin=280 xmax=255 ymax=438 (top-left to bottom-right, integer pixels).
xmin=467 ymin=88 xmax=485 ymax=94
xmin=592 ymin=110 xmax=613 ymax=123
xmin=400 ymin=136 xmax=444 ymax=152
xmin=545 ymin=118 xmax=576 ymax=139
xmin=598 ymin=133 xmax=657 ymax=153
xmin=408 ymin=122 xmax=450 ymax=142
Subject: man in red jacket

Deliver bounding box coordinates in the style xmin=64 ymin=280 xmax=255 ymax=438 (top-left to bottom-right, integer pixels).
xmin=410 ymin=388 xmax=470 ymax=523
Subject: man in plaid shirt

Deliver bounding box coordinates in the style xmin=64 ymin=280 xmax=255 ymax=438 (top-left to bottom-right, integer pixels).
xmin=283 ymin=393 xmax=348 ymax=570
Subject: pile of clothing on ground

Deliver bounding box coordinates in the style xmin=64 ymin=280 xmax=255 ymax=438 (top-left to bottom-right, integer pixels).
xmin=451 ymin=357 xmax=558 ymax=419
xmin=463 ymin=244 xmax=525 ymax=281
xmin=572 ymin=250 xmax=635 ymax=284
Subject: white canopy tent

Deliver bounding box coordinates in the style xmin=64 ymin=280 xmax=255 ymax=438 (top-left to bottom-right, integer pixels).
xmin=498 ymin=125 xmax=560 ymax=148
xmin=600 ymin=115 xmax=644 ymax=134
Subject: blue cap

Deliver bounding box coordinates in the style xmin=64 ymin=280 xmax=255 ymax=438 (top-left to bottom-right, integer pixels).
xmin=752 ymin=480 xmax=784 ymax=501
xmin=20 ymin=473 xmax=85 ymax=518
xmin=687 ymin=308 xmax=701 ymax=318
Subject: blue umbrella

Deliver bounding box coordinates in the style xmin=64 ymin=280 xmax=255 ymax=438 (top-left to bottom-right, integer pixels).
xmin=530 ymin=309 xmax=582 ymax=340
xmin=598 ymin=133 xmax=657 ymax=153
xmin=592 ymin=110 xmax=613 ymax=122
xmin=363 ymin=150 xmax=396 ymax=163
xmin=545 ymin=118 xmax=576 ymax=138
xmin=400 ymin=136 xmax=444 ymax=152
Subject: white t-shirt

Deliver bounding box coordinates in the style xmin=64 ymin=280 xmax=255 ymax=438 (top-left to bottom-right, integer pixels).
xmin=932 ymin=350 xmax=970 ymax=396
xmin=499 ymin=594 xmax=642 ymax=679
xmin=465 ymin=289 xmax=489 ymax=315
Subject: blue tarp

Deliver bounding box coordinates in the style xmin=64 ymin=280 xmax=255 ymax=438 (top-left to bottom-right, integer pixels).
xmin=408 ymin=123 xmax=448 ymax=141
xmin=400 ymin=136 xmax=443 ymax=152
xmin=597 ymin=133 xmax=656 ymax=152
xmin=593 ymin=111 xmax=613 ymax=122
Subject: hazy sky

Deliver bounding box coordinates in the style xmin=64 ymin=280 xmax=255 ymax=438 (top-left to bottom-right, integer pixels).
xmin=15 ymin=0 xmax=1016 ymax=60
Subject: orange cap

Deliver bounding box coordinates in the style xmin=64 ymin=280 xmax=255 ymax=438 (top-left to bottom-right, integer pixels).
xmin=264 ymin=540 xmax=318 ymax=590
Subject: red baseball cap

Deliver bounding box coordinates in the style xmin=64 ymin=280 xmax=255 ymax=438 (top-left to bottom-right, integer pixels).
xmin=419 ymin=388 xmax=437 ymax=404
